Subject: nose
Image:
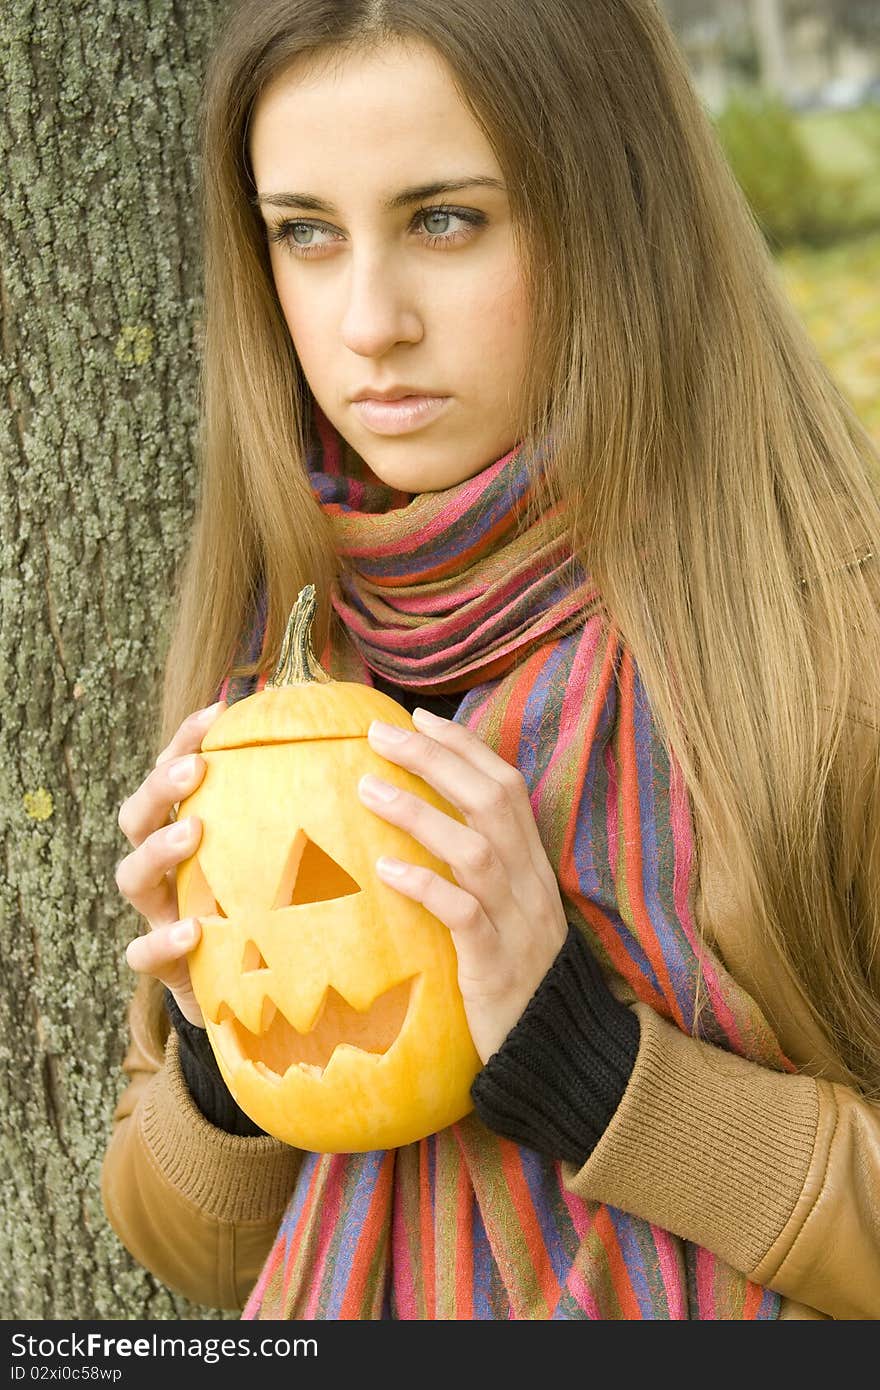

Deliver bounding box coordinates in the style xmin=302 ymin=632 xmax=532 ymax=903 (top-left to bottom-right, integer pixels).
xmin=339 ymin=250 xmax=423 ymax=358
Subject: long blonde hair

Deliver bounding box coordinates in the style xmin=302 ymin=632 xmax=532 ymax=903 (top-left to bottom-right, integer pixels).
xmin=150 ymin=0 xmax=880 ymax=1096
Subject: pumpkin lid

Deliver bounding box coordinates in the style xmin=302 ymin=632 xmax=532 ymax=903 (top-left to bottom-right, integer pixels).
xmin=201 ymin=681 xmax=415 ymax=750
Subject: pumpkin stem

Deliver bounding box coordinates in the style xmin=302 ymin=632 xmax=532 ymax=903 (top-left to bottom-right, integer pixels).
xmin=266 ymin=584 xmax=332 ymax=688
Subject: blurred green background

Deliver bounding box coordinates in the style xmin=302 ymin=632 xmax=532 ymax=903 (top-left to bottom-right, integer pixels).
xmin=662 ymin=0 xmax=880 ymax=447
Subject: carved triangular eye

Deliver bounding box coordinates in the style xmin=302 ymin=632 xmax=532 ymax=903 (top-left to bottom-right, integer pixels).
xmin=272 ymin=829 xmax=362 ymax=907
xmin=242 ymin=940 xmax=269 ymax=973
xmin=185 ymin=856 xmax=228 ymax=917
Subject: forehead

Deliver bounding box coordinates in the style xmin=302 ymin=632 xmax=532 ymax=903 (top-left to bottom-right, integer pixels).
xmin=249 ymin=40 xmax=498 ymax=186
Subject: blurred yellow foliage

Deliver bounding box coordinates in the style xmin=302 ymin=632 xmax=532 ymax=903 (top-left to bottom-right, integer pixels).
xmin=778 ymin=231 xmax=880 ymax=450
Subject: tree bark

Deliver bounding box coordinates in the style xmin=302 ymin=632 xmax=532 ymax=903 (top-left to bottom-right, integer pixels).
xmin=750 ymin=0 xmax=792 ymax=96
xmin=0 ymin=0 xmax=229 ymax=1319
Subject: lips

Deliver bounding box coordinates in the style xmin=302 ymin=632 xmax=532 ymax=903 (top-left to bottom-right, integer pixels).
xmin=350 ymin=394 xmax=451 ymax=436
xmin=212 ymin=977 xmax=414 ymax=1079
xmin=350 ymin=385 xmax=436 ymax=401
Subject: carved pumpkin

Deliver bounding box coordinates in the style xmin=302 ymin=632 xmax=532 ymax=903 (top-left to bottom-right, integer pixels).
xmin=176 ymin=584 xmax=480 ymax=1152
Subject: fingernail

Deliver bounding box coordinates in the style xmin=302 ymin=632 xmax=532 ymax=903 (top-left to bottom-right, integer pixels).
xmin=199 ymin=700 xmax=226 ymax=720
xmin=412 ymin=707 xmax=446 ymax=726
xmin=377 ymin=856 xmax=408 ymax=877
xmin=171 ymin=921 xmax=197 ymax=947
xmin=369 ymin=720 xmax=409 ymax=743
xmin=359 ymin=774 xmax=398 ymax=802
xmin=168 ymin=755 xmax=198 ymax=786
xmin=169 ymin=817 xmax=196 ymax=845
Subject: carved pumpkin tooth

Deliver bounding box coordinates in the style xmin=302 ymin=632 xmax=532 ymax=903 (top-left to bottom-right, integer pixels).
xmin=242 ymin=939 xmax=269 ymax=972
xmin=215 ymin=1013 xmax=243 ymax=1064
xmin=254 ymin=1060 xmax=282 ymax=1082
xmin=224 ymin=978 xmax=416 ymax=1078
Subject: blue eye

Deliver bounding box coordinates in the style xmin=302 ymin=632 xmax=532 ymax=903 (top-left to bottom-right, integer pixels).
xmin=267 ymin=220 xmax=338 ymax=255
xmin=268 ymin=204 xmax=486 ymax=258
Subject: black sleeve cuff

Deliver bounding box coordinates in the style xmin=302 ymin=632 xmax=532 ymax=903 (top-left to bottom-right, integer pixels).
xmin=469 ymin=923 xmax=640 ymax=1166
xmin=163 ymin=988 xmax=268 ymax=1138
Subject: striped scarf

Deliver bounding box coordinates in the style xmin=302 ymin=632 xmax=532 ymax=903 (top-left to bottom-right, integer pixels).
xmin=226 ymin=407 xmax=788 ymax=1319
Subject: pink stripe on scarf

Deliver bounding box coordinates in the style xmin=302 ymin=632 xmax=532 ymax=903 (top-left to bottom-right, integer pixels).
xmin=303 ymin=1160 xmax=346 ymax=1318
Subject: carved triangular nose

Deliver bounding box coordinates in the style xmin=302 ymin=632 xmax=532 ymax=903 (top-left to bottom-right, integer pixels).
xmin=272 ymin=829 xmax=362 ymax=908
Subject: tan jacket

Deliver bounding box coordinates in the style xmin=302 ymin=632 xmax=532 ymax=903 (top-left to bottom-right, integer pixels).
xmin=100 ymin=712 xmax=880 ymax=1320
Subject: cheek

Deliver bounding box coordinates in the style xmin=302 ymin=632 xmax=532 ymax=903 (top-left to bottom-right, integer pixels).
xmin=267 ymin=248 xmax=333 ymax=375
xmin=273 ymin=276 xmax=340 ymax=398
xmin=455 ymin=263 xmax=531 ymax=391
xmin=272 ymin=263 xmax=313 ymax=355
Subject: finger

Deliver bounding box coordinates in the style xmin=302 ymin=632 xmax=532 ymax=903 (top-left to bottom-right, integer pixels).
xmin=125 ymin=917 xmax=201 ymax=995
xmin=118 ymin=754 xmax=207 ymax=848
xmin=375 ymin=857 xmax=497 ymax=955
xmin=154 ymin=700 xmax=227 ymax=769
xmin=367 ymin=715 xmax=549 ymax=880
xmin=114 ymin=816 xmax=201 ymax=927
xmin=407 ymin=711 xmax=562 ymax=898
xmin=118 ymin=701 xmax=225 ymax=846
xmin=376 ymin=858 xmax=563 ymax=1064
xmin=361 ymin=718 xmax=538 ymax=884
xmin=358 ymin=774 xmax=523 ymax=917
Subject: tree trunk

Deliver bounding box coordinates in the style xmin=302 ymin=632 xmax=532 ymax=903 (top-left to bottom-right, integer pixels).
xmin=0 ymin=0 xmax=228 ymax=1319
xmin=750 ymin=0 xmax=792 ymax=96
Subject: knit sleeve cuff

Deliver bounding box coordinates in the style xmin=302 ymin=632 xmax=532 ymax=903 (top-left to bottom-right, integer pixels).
xmin=563 ymin=1001 xmax=820 ymax=1274
xmin=164 ymin=988 xmax=267 ymax=1138
xmin=138 ymin=1028 xmax=299 ymax=1223
xmin=469 ymin=923 xmax=640 ymax=1165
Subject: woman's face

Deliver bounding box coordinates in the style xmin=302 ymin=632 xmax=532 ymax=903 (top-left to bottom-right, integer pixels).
xmin=248 ymin=40 xmax=531 ymax=492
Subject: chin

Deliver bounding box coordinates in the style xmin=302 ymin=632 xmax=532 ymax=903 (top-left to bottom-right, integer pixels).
xmin=350 ymin=448 xmax=457 ymax=493
xmin=367 ymin=446 xmax=497 ymax=490
xmin=336 ymin=426 xmax=500 ymax=493
xmin=377 ymin=466 xmax=469 ymax=494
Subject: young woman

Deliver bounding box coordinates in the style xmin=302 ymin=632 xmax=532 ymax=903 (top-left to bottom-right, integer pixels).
xmin=101 ymin=0 xmax=880 ymax=1320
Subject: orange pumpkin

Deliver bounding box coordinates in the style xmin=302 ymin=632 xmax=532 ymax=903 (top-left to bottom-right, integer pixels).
xmin=176 ymin=584 xmax=480 ymax=1152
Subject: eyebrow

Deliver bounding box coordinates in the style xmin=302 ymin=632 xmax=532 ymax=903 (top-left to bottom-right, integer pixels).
xmin=253 ymin=176 xmax=506 ymax=214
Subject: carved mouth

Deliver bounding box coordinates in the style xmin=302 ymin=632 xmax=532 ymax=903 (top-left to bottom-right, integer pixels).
xmin=212 ymin=977 xmax=414 ymax=1080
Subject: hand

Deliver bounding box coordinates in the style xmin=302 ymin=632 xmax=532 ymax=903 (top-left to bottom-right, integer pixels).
xmin=114 ymin=700 xmax=227 ymax=1026
xmin=358 ymin=707 xmax=568 ymax=1064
